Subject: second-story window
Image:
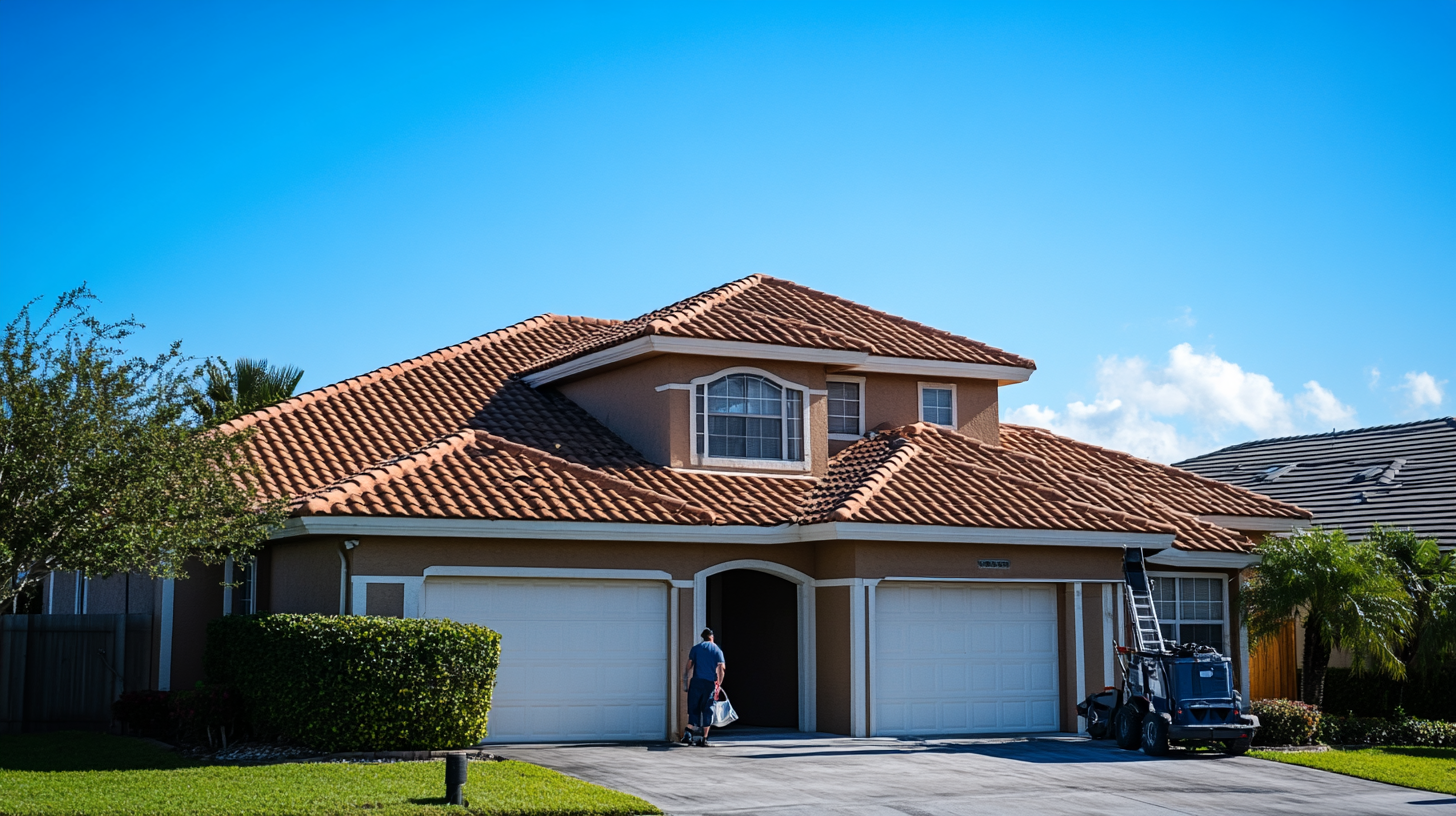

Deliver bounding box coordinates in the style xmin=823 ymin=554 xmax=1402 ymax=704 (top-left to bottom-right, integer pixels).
xmin=920 ymin=384 xmax=954 ymax=427
xmin=695 ymin=373 xmax=804 ymax=461
xmin=827 ymin=381 xmax=861 ymax=436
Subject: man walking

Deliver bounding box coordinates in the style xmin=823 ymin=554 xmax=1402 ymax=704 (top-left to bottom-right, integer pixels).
xmin=682 ymin=627 xmax=726 ymax=746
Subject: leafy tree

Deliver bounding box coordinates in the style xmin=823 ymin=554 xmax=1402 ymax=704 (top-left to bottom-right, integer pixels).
xmin=0 ymin=286 xmax=289 ymax=609
xmin=192 ymin=357 xmax=304 ymax=426
xmin=1241 ymin=527 xmax=1410 ymax=707
xmin=1364 ymin=525 xmax=1456 ymax=681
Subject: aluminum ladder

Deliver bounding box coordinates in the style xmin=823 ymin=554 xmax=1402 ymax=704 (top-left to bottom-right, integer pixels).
xmin=1123 ymin=548 xmax=1166 ymax=653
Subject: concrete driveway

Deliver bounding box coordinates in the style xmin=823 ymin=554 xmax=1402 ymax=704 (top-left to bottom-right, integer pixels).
xmin=492 ymin=730 xmax=1454 ymax=815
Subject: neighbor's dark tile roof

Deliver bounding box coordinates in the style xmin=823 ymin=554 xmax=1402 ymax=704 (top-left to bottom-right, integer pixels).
xmin=1001 ymin=424 xmax=1311 ymax=521
xmin=522 ymin=275 xmax=1037 ymax=375
xmin=1176 ymin=418 xmax=1456 ymax=548
xmin=228 ymin=277 xmax=1307 ymax=552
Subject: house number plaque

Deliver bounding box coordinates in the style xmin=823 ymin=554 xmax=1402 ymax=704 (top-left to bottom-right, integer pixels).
xmin=977 ymin=559 xmax=1010 ymax=570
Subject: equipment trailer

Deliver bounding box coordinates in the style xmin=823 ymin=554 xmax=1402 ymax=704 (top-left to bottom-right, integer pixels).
xmin=1088 ymin=549 xmax=1260 ymax=756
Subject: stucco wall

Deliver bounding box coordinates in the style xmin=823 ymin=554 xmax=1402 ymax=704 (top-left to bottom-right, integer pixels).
xmin=815 ymin=584 xmax=851 ymax=735
xmin=170 ymin=559 xmax=223 ymax=689
xmin=268 ymin=539 xmax=344 ymax=614
xmin=858 ymin=373 xmax=1000 ymax=444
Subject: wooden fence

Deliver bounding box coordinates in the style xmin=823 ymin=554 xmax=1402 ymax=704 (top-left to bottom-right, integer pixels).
xmin=1249 ymin=619 xmax=1299 ymax=701
xmin=0 ymin=614 xmax=152 ymax=734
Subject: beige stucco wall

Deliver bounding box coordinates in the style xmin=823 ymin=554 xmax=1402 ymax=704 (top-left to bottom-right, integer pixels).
xmin=269 ymin=539 xmax=343 ymax=615
xmin=858 ymin=373 xmax=999 ymax=444
xmin=555 ymin=354 xmax=1006 ymax=474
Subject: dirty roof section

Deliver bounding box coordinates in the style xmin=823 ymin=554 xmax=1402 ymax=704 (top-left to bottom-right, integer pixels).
xmin=1176 ymin=418 xmax=1456 ymax=547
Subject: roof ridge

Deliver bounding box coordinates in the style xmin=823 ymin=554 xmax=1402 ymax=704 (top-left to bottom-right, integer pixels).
xmin=295 ymin=430 xmax=477 ymax=515
xmin=1176 ymin=416 xmax=1456 ymax=462
xmin=642 ymin=275 xmax=765 ymax=335
xmin=222 ymin=313 xmax=606 ymax=433
xmin=756 ymin=276 xmax=1036 ymax=368
xmin=475 ymin=432 xmax=720 ymax=524
xmin=1002 ymin=423 xmax=1312 ymax=519
xmin=817 ymin=438 xmax=922 ymax=522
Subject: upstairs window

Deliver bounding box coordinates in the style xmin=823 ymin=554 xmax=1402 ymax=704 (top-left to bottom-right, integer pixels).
xmin=827 ymin=380 xmax=862 ymax=437
xmin=695 ymin=373 xmax=804 ymax=462
xmin=919 ymin=384 xmax=955 ymax=427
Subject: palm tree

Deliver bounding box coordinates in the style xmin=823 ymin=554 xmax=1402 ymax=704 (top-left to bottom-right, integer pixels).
xmin=192 ymin=358 xmax=304 ymax=425
xmin=1365 ymin=525 xmax=1456 ymax=685
xmin=1241 ymin=527 xmax=1410 ymax=707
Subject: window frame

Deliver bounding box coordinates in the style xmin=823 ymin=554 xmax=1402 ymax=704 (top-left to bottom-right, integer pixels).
xmin=1148 ymin=571 xmax=1230 ymax=655
xmin=826 ymin=375 xmax=866 ymax=441
xmin=917 ymin=382 xmax=957 ymax=428
xmin=690 ymin=367 xmax=814 ymax=473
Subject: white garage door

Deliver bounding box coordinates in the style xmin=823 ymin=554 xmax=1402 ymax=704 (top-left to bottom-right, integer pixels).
xmin=875 ymin=582 xmax=1059 ymax=736
xmin=422 ymin=577 xmax=667 ymax=743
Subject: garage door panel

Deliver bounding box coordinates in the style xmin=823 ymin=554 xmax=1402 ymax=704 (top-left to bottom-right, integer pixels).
xmin=876 ymin=582 xmax=1060 ymax=736
xmin=422 ymin=577 xmax=667 ymax=743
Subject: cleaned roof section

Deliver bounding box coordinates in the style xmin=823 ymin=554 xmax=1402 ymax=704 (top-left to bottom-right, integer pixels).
xmin=1176 ymin=418 xmax=1456 ymax=547
xmin=522 ymin=275 xmax=1037 ymax=375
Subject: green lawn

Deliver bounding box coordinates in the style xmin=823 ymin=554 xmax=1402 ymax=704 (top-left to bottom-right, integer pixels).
xmin=0 ymin=732 xmax=659 ymax=816
xmin=1251 ymin=746 xmax=1456 ymax=795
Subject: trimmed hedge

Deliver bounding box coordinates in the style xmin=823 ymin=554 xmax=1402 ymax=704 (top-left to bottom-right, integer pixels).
xmin=1319 ymin=712 xmax=1456 ymax=748
xmin=207 ymin=613 xmax=500 ymax=752
xmin=1251 ymin=699 xmax=1321 ymax=746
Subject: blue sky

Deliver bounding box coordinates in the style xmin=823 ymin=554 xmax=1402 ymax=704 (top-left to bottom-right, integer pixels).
xmin=3 ymin=1 xmax=1452 ymax=461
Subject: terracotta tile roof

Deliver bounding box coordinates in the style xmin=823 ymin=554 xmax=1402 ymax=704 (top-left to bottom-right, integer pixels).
xmin=1000 ymin=424 xmax=1312 ymax=521
xmin=524 ymin=275 xmax=1036 ymax=375
xmin=868 ymin=424 xmax=1253 ymax=552
xmin=225 ymin=280 xmax=1303 ymax=550
xmin=298 ymin=430 xmax=718 ymax=524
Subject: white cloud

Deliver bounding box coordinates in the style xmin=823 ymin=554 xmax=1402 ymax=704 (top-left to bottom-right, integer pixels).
xmin=1398 ymin=371 xmax=1445 ymax=410
xmin=1006 ymin=344 xmax=1357 ymax=462
xmin=1295 ymin=381 xmax=1357 ymax=426
xmin=1367 ymin=367 xmax=1381 ymax=390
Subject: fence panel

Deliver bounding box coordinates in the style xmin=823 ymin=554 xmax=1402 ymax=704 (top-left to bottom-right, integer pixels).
xmin=0 ymin=614 xmax=153 ymax=734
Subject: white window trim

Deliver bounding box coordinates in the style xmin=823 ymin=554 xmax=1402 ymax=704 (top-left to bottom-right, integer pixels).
xmin=690 ymin=366 xmax=813 ymax=473
xmin=1149 ymin=571 xmax=1231 ymax=656
xmin=826 ymin=374 xmax=866 ymax=441
xmin=917 ymin=382 xmax=957 ymax=428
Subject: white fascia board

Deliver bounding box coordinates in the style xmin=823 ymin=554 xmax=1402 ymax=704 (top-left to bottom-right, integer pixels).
xmin=1196 ymin=514 xmax=1307 ymax=533
xmin=522 ymin=336 xmax=1037 ymax=387
xmin=523 ymin=336 xmax=868 ymax=386
xmin=1146 ymin=548 xmax=1260 ymax=569
xmin=803 ymin=523 xmax=1173 ymax=548
xmin=274 ymin=516 xmax=1173 ymax=548
xmin=846 ymin=356 xmax=1034 ymax=384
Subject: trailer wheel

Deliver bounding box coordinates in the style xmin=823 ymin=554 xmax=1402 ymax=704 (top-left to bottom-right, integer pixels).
xmin=1113 ymin=705 xmax=1141 ymax=750
xmin=1223 ymin=737 xmax=1252 ymax=756
xmin=1140 ymin=713 xmax=1170 ymax=757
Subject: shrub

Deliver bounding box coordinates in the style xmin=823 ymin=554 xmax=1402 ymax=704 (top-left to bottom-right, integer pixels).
xmin=1252 ymin=699 xmax=1322 ymax=745
xmin=1319 ymin=710 xmax=1456 ymax=748
xmin=113 ymin=690 xmax=173 ymax=737
xmin=172 ymin=683 xmax=246 ymax=747
xmin=206 ymin=613 xmax=500 ymax=752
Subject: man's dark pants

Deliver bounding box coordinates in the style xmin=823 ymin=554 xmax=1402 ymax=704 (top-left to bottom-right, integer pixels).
xmin=687 ymin=677 xmax=715 ymax=728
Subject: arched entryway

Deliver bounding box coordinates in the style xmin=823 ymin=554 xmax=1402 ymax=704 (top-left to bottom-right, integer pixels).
xmin=707 ymin=569 xmax=799 ymax=727
xmin=693 ymin=560 xmax=815 ymax=732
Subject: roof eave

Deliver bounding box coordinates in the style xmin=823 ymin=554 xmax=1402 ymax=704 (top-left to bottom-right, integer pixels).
xmin=522 ymin=336 xmax=1036 ymax=387
xmin=272 ymin=516 xmax=1172 ymax=548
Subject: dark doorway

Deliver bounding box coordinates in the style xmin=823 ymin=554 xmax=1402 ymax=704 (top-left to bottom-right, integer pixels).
xmin=706 ymin=569 xmax=799 ymax=728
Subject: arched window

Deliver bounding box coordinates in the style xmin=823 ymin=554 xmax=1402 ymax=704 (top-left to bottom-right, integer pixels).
xmin=694 ymin=373 xmax=804 ymax=462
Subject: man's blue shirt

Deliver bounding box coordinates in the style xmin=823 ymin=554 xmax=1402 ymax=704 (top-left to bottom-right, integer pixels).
xmin=689 ymin=641 xmax=725 ymax=680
